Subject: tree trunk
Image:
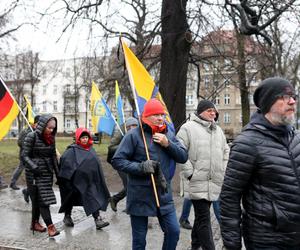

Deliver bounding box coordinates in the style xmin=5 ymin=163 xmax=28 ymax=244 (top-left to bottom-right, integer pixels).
xmin=160 ymin=0 xmax=192 ymax=130
xmin=236 ymin=31 xmax=250 ymax=126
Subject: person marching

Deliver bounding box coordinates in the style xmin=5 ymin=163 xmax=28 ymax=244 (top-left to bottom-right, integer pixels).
xmin=22 ymin=114 xmax=60 ymax=237
xmin=58 ymin=128 xmax=110 ymax=230
xmin=107 ymin=117 xmax=138 ymax=212
xmin=112 ymin=98 xmax=188 ymax=250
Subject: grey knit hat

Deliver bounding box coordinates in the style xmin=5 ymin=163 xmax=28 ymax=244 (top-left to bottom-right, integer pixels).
xmin=125 ymin=117 xmax=138 ymax=127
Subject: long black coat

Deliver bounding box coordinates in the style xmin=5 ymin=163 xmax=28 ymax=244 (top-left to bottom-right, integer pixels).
xmin=220 ymin=112 xmax=300 ymax=249
xmin=22 ymin=114 xmax=58 ymax=206
xmin=58 ymin=144 xmax=110 ymax=216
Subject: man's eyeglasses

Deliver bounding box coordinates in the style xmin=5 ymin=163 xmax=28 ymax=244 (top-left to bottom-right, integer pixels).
xmin=278 ymin=94 xmax=298 ymax=102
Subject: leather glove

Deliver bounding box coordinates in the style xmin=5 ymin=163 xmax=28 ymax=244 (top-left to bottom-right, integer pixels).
xmin=31 ymin=167 xmax=41 ymax=177
xmin=155 ymin=166 xmax=168 ymax=194
xmin=140 ymin=160 xmax=159 ymax=175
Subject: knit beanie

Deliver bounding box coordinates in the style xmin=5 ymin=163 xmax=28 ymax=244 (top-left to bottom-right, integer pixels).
xmin=253 ymin=77 xmax=295 ymax=114
xmin=143 ymin=99 xmax=165 ymax=117
xmin=197 ymin=100 xmax=219 ymax=121
xmin=125 ymin=117 xmax=138 ymax=127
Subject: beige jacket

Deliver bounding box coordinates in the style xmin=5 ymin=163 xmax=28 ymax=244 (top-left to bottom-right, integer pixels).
xmin=177 ymin=113 xmax=229 ymax=201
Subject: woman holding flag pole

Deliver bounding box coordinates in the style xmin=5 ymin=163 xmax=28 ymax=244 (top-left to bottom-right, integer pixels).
xmin=112 ymin=98 xmax=188 ymax=250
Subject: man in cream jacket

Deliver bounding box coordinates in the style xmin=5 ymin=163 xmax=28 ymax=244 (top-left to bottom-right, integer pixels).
xmin=177 ymin=100 xmax=229 ymax=250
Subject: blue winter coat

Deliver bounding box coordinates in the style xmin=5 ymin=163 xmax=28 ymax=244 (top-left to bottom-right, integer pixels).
xmin=112 ymin=124 xmax=188 ymax=216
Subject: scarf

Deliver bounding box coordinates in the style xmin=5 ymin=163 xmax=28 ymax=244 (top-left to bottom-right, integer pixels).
xmin=142 ymin=116 xmax=167 ymax=134
xmin=43 ymin=133 xmax=54 ymax=145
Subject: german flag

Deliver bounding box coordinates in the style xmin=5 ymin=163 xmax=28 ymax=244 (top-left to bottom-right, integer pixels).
xmin=0 ymin=78 xmax=19 ymax=140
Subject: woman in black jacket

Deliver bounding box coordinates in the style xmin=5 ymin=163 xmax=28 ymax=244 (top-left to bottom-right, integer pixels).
xmin=23 ymin=114 xmax=59 ymax=237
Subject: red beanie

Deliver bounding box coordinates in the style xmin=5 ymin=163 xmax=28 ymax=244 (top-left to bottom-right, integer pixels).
xmin=143 ymin=99 xmax=165 ymax=117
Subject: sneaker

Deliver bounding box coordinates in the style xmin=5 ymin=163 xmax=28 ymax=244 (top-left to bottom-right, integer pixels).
xmin=179 ymin=219 xmax=193 ymax=230
xmin=22 ymin=189 xmax=30 ymax=203
xmin=63 ymin=214 xmax=74 ymax=227
xmin=10 ymin=183 xmax=20 ymax=190
xmin=109 ymin=198 xmax=117 ymax=212
xmin=95 ymin=217 xmax=109 ymax=230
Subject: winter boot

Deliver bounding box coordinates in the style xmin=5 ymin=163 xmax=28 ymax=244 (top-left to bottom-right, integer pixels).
xmin=47 ymin=224 xmax=60 ymax=237
xmin=109 ymin=198 xmax=118 ymax=212
xmin=30 ymin=221 xmax=46 ymax=232
xmin=94 ymin=217 xmax=109 ymax=230
xmin=63 ymin=214 xmax=74 ymax=227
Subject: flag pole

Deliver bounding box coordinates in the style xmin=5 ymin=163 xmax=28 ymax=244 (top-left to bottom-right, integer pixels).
xmin=121 ymin=38 xmax=160 ymax=208
xmin=0 ymin=75 xmax=33 ymax=132
xmin=110 ymin=109 xmax=124 ymax=137
xmin=115 ymin=80 xmax=127 ymax=133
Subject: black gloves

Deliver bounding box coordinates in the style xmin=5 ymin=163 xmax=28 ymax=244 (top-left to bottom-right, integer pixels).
xmin=140 ymin=160 xmax=168 ymax=194
xmin=155 ymin=166 xmax=168 ymax=194
xmin=140 ymin=160 xmax=159 ymax=175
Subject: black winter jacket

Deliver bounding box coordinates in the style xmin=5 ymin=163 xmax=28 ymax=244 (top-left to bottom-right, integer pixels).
xmin=220 ymin=112 xmax=300 ymax=249
xmin=22 ymin=114 xmax=58 ymax=206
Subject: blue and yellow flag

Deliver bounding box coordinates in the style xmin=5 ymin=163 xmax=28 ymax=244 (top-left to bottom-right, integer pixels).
xmin=121 ymin=39 xmax=176 ymax=178
xmin=121 ymin=39 xmax=174 ymax=132
xmin=24 ymin=95 xmax=35 ymax=124
xmin=90 ymin=82 xmax=115 ymax=136
xmin=115 ymin=81 xmax=125 ymax=126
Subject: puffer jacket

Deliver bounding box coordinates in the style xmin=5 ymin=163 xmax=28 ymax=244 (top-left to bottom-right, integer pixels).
xmin=22 ymin=114 xmax=58 ymax=206
xmin=177 ymin=113 xmax=229 ymax=201
xmin=220 ymin=111 xmax=300 ymax=249
xmin=112 ymin=124 xmax=188 ymax=216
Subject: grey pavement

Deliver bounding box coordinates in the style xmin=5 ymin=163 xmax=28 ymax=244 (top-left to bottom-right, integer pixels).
xmin=0 ymin=187 xmax=223 ymax=250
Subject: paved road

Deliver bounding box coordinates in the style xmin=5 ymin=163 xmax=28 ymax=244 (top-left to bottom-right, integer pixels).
xmin=0 ymin=187 xmax=223 ymax=250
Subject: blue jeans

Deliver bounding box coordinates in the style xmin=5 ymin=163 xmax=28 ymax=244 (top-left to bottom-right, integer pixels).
xmin=130 ymin=210 xmax=180 ymax=250
xmin=212 ymin=200 xmax=220 ymax=223
xmin=179 ymin=198 xmax=192 ymax=221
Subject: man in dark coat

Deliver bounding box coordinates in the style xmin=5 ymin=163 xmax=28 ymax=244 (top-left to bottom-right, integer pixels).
xmin=220 ymin=77 xmax=300 ymax=250
xmin=112 ymin=99 xmax=188 ymax=250
xmin=58 ymin=127 xmax=110 ymax=230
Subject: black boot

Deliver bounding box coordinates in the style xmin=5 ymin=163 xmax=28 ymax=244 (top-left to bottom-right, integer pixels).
xmin=94 ymin=216 xmax=109 ymax=230
xmin=63 ymin=214 xmax=74 ymax=227
xmin=22 ymin=189 xmax=30 ymax=203
xmin=10 ymin=183 xmax=20 ymax=190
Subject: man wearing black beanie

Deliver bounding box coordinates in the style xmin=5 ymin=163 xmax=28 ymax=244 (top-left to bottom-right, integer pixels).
xmin=177 ymin=99 xmax=229 ymax=250
xmin=220 ymin=77 xmax=300 ymax=250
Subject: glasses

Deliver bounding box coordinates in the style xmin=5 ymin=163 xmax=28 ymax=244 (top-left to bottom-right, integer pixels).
xmin=278 ymin=94 xmax=298 ymax=102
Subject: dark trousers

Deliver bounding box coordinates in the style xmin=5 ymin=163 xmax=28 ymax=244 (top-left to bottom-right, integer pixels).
xmin=130 ymin=210 xmax=180 ymax=250
xmin=244 ymin=240 xmax=300 ymax=250
xmin=112 ymin=170 xmax=127 ymax=203
xmin=65 ymin=201 xmax=99 ymax=220
xmin=28 ymin=185 xmax=52 ymax=226
xmin=191 ymin=199 xmax=215 ymax=250
xmin=10 ymin=162 xmax=25 ymax=184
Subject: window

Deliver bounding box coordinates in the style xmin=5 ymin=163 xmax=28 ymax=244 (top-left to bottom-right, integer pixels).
xmin=186 ymin=95 xmax=193 ymax=105
xmin=187 ymin=81 xmax=193 ymax=89
xmin=66 ymin=84 xmax=71 ymax=93
xmin=66 ymin=119 xmax=71 ymax=128
xmin=214 ymin=95 xmax=220 ymax=105
xmin=224 ymin=94 xmax=230 ymax=105
xmin=224 ymin=112 xmax=231 ymax=124
xmin=203 ymin=63 xmax=210 ymax=71
xmin=204 ymin=77 xmax=210 ymax=89
xmin=43 ymin=85 xmax=47 ymax=95
xmin=53 ymin=85 xmax=58 ymax=95
xmin=65 ymin=99 xmax=71 ymax=111
xmin=248 ymin=94 xmax=254 ymax=105
xmin=42 ymin=101 xmax=47 ymax=112
xmin=53 ymin=101 xmax=57 ymax=111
